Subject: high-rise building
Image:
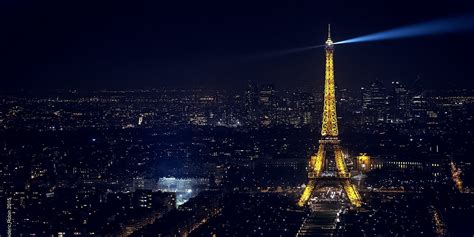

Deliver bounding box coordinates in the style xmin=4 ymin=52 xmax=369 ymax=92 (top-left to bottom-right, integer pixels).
xmin=258 ymin=84 xmax=275 ymax=106
xmin=362 ymin=79 xmax=388 ymax=110
xmin=258 ymin=84 xmax=276 ymax=126
xmin=245 ymin=81 xmax=258 ymax=125
xmin=409 ymin=77 xmax=428 ymax=123
xmin=391 ymin=81 xmax=409 ymax=109
xmin=362 ymin=79 xmax=388 ymax=122
xmin=389 ymin=81 xmax=410 ymax=123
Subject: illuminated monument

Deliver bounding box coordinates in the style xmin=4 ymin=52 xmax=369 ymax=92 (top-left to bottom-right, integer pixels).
xmin=298 ymin=25 xmax=362 ymax=207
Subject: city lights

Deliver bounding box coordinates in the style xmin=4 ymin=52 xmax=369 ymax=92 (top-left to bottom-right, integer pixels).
xmin=1 ymin=2 xmax=474 ymax=236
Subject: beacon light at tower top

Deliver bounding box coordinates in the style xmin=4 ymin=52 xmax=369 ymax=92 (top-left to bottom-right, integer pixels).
xmin=325 ymin=24 xmax=334 ymax=46
xmin=334 ymin=13 xmax=474 ymax=45
xmin=261 ymin=13 xmax=474 ymax=59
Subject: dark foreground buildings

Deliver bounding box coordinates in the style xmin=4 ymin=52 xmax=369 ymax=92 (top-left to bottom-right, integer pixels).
xmin=0 ymin=84 xmax=473 ymax=236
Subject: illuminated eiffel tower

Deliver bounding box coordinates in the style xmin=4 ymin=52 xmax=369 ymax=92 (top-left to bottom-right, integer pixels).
xmin=298 ymin=25 xmax=361 ymax=208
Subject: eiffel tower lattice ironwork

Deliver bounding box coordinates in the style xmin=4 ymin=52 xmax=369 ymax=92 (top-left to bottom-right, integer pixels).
xmin=298 ymin=25 xmax=362 ymax=207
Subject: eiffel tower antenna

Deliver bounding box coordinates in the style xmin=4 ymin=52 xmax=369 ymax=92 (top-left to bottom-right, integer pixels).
xmin=328 ymin=23 xmax=331 ymax=40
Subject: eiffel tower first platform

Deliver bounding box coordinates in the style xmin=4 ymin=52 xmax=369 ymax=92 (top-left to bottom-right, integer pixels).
xmin=298 ymin=25 xmax=362 ymax=208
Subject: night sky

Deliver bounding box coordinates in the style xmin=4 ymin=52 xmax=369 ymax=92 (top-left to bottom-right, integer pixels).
xmin=1 ymin=0 xmax=474 ymax=91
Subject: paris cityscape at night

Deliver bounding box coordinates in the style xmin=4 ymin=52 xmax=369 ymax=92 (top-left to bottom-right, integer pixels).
xmin=1 ymin=1 xmax=474 ymax=236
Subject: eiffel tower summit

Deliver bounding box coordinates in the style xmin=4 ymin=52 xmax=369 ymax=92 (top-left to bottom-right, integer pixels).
xmin=298 ymin=25 xmax=362 ymax=208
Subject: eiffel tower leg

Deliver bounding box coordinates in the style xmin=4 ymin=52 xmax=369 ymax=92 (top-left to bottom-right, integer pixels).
xmin=334 ymin=145 xmax=347 ymax=178
xmin=310 ymin=144 xmax=325 ymax=178
xmin=299 ymin=143 xmax=326 ymax=207
xmin=298 ymin=180 xmax=315 ymax=207
xmin=342 ymin=180 xmax=362 ymax=207
xmin=333 ymin=145 xmax=362 ymax=207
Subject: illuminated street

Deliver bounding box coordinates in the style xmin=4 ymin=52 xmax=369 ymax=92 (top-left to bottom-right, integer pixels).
xmin=297 ymin=187 xmax=346 ymax=237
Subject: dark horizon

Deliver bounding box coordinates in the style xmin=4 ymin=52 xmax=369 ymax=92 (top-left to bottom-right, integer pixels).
xmin=1 ymin=0 xmax=474 ymax=91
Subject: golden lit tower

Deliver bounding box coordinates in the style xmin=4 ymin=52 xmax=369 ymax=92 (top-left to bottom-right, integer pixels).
xmin=321 ymin=24 xmax=338 ymax=138
xmin=298 ymin=24 xmax=362 ymax=207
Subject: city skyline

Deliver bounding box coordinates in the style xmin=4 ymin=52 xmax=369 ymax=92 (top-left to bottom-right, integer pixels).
xmin=1 ymin=1 xmax=474 ymax=236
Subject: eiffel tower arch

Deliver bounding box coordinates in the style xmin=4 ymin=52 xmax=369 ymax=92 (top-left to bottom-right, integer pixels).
xmin=298 ymin=25 xmax=362 ymax=208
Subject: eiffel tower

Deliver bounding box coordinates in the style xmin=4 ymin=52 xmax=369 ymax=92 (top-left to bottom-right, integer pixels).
xmin=298 ymin=25 xmax=361 ymax=208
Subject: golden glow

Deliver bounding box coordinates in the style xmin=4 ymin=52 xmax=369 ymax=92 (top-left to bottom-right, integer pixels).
xmin=321 ymin=34 xmax=338 ymax=137
xmin=357 ymin=153 xmax=371 ymax=172
xmin=298 ymin=180 xmax=315 ymax=207
xmin=310 ymin=144 xmax=325 ymax=177
xmin=298 ymin=26 xmax=362 ymax=208
xmin=334 ymin=145 xmax=347 ymax=177
xmin=451 ymin=161 xmax=465 ymax=193
xmin=343 ymin=180 xmax=361 ymax=207
xmin=357 ymin=153 xmax=369 ymax=163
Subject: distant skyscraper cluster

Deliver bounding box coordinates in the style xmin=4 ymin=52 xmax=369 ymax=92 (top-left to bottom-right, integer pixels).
xmin=361 ymin=78 xmax=430 ymax=124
